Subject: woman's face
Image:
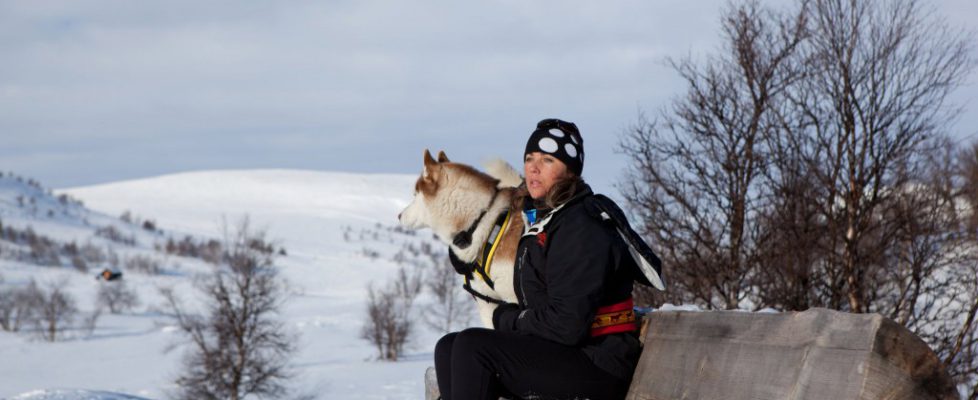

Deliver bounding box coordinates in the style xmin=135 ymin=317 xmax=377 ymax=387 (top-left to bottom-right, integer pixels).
xmin=524 ymin=151 xmax=569 ymax=200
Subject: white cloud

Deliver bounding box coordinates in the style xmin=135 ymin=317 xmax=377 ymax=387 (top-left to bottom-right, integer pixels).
xmin=0 ymin=0 xmax=975 ymax=192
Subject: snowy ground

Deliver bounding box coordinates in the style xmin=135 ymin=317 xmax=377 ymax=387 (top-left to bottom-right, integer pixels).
xmin=0 ymin=169 xmax=447 ymax=399
xmin=10 ymin=389 xmax=152 ymax=400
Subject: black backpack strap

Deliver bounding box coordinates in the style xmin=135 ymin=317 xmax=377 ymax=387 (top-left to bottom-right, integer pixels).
xmin=584 ymin=194 xmax=666 ymax=290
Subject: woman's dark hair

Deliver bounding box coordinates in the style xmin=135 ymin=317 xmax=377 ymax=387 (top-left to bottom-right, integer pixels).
xmin=511 ymin=174 xmax=585 ymax=211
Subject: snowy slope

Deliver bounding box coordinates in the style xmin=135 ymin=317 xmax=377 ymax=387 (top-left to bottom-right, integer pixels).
xmin=0 ymin=169 xmax=452 ymax=399
xmin=10 ymin=390 xmax=151 ymax=400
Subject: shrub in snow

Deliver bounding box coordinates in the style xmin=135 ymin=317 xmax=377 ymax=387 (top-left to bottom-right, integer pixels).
xmin=421 ymin=253 xmax=472 ymax=334
xmin=361 ymin=265 xmax=423 ymax=361
xmin=361 ymin=246 xmax=381 ymax=260
xmin=0 ymin=280 xmax=41 ymax=333
xmin=28 ymin=279 xmax=78 ymax=342
xmin=163 ymin=217 xmax=296 ymax=400
xmin=162 ymin=235 xmax=223 ymax=264
xmin=27 ymin=231 xmax=60 ymax=267
xmin=80 ymin=309 xmax=101 ymax=338
xmin=123 ymin=254 xmax=161 ymax=275
xmin=96 ymin=281 xmax=140 ymax=314
xmin=95 ymin=225 xmax=136 ymax=246
xmin=79 ymin=242 xmax=106 ymax=266
xmin=70 ymin=255 xmax=88 ymax=272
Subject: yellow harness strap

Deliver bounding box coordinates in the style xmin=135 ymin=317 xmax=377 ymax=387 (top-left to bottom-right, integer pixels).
xmin=464 ymin=210 xmax=511 ymax=288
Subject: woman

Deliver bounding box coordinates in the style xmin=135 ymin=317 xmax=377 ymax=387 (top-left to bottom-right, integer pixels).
xmin=434 ymin=118 xmax=643 ymax=400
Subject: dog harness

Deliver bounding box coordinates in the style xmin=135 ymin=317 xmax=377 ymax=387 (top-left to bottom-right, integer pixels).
xmin=450 ymin=210 xmax=512 ymax=305
xmin=468 ymin=210 xmax=511 ymax=289
xmin=452 ymin=188 xmax=500 ymax=250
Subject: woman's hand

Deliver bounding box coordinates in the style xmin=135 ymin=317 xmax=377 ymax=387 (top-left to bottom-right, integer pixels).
xmin=492 ymin=303 xmax=520 ymax=330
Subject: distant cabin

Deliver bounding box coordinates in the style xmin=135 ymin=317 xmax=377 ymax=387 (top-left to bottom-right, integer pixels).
xmin=98 ymin=268 xmax=122 ymax=281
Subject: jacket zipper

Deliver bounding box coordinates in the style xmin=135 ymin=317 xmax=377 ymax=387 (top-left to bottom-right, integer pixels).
xmin=517 ymin=246 xmax=529 ymax=308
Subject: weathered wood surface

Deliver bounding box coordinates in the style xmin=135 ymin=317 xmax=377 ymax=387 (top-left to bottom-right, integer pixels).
xmin=424 ymin=308 xmax=958 ymax=400
xmin=627 ymin=308 xmax=958 ymax=400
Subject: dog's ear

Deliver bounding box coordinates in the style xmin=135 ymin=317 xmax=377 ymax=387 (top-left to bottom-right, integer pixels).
xmin=437 ymin=151 xmax=450 ymax=163
xmin=423 ymin=149 xmax=437 ymax=168
xmin=422 ymin=149 xmax=442 ymax=181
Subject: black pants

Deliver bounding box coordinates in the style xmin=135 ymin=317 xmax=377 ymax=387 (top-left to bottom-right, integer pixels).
xmin=434 ymin=328 xmax=629 ymax=400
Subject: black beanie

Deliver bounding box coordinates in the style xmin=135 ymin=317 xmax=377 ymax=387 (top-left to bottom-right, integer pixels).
xmin=524 ymin=118 xmax=585 ymax=176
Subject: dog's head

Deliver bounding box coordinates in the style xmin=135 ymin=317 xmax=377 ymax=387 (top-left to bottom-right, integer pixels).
xmin=398 ymin=149 xmax=500 ymax=244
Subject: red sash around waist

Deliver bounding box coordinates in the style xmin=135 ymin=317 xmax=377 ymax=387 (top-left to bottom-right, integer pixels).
xmin=590 ymin=297 xmax=637 ymax=337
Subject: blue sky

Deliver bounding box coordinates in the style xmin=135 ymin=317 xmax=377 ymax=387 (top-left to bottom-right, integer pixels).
xmin=2 ymin=0 xmax=976 ymax=197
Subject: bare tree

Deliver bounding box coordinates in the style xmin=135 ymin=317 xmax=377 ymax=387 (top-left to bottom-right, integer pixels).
xmin=952 ymin=141 xmax=978 ymax=398
xmin=0 ymin=280 xmax=40 ymax=333
xmin=422 ymin=254 xmax=473 ymax=334
xmin=0 ymin=274 xmax=12 ymax=331
xmin=621 ymin=0 xmax=976 ymax=392
xmin=361 ymin=265 xmax=423 ymax=361
xmin=959 ymin=142 xmax=978 ymax=236
xmin=362 ymin=283 xmax=398 ymax=360
xmin=753 ymin=162 xmax=825 ymax=311
xmin=32 ymin=278 xmax=78 ymax=342
xmin=878 ymin=140 xmax=978 ymax=388
xmin=80 ymin=308 xmax=102 ymax=338
xmin=124 ymin=254 xmax=162 ymax=275
xmin=765 ymin=1 xmax=977 ymax=386
xmin=97 ymin=280 xmax=140 ymax=314
xmin=620 ymin=0 xmax=807 ymax=309
xmin=164 ymin=217 xmax=296 ymax=400
xmin=783 ymin=0 xmax=973 ymax=313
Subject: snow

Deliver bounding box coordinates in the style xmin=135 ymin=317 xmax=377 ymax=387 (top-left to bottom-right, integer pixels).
xmin=0 ymin=169 xmax=446 ymax=399
xmin=9 ymin=389 xmax=150 ymax=400
xmin=656 ymin=303 xmax=703 ymax=312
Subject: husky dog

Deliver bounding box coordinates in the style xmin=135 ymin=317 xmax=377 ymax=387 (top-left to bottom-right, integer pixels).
xmin=398 ymin=149 xmax=523 ymax=327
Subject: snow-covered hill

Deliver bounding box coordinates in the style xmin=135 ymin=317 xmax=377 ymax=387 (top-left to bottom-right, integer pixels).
xmin=10 ymin=389 xmax=151 ymax=400
xmin=0 ymin=169 xmax=450 ymax=399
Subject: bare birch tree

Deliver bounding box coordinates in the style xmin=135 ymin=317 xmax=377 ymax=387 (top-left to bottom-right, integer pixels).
xmin=784 ymin=0 xmax=972 ymax=313
xmin=164 ymin=218 xmax=296 ymax=400
xmin=621 ymin=0 xmax=807 ymax=309
xmin=621 ymin=0 xmax=976 ymax=391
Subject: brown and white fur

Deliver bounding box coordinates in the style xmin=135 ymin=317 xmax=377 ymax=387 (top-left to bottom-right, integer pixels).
xmin=398 ymin=149 xmax=523 ymax=327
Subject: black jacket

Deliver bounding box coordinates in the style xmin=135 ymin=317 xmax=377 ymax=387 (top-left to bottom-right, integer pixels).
xmin=492 ymin=184 xmax=642 ymax=380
